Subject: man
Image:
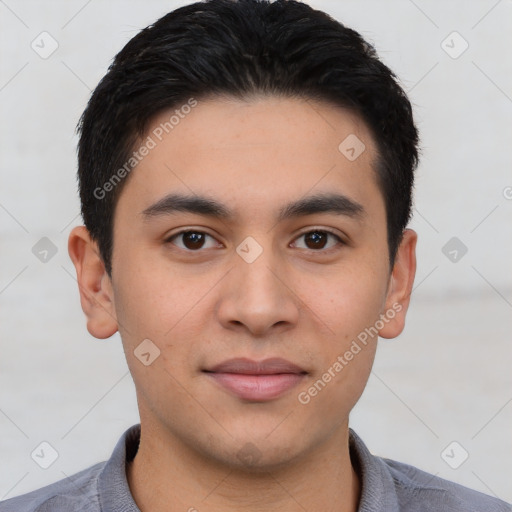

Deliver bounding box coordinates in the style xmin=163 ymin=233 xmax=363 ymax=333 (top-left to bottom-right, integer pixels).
xmin=1 ymin=0 xmax=510 ymax=510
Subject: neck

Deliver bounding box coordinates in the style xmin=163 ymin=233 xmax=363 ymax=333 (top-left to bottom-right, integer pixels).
xmin=126 ymin=421 xmax=361 ymax=512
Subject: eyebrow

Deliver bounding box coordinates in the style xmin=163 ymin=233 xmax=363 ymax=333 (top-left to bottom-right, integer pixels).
xmin=141 ymin=192 xmax=365 ymax=223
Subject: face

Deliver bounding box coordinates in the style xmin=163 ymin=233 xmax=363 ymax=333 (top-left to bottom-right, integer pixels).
xmin=69 ymin=96 xmax=416 ymax=470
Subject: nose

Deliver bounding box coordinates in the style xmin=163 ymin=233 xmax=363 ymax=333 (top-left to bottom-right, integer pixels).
xmin=215 ymin=241 xmax=300 ymax=337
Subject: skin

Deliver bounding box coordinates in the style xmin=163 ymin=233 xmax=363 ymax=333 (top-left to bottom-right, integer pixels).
xmin=68 ymin=96 xmax=417 ymax=512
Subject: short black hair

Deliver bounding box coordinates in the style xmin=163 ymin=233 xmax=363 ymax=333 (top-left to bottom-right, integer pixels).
xmin=77 ymin=0 xmax=419 ymax=276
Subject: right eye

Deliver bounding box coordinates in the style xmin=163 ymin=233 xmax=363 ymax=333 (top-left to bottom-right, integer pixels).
xmin=165 ymin=230 xmax=222 ymax=251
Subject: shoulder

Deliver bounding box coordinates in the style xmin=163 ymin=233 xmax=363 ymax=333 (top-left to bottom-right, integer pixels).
xmin=381 ymin=456 xmax=512 ymax=512
xmin=0 ymin=462 xmax=105 ymax=512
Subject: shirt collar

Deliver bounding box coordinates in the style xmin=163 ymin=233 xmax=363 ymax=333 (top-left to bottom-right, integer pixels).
xmin=98 ymin=423 xmax=399 ymax=512
xmin=98 ymin=424 xmax=141 ymax=512
xmin=349 ymin=428 xmax=400 ymax=511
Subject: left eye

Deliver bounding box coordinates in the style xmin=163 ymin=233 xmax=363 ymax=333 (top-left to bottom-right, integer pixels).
xmin=291 ymin=230 xmax=343 ymax=251
xmin=166 ymin=229 xmax=342 ymax=252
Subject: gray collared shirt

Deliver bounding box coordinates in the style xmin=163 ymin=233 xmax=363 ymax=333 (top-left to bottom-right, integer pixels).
xmin=1 ymin=424 xmax=510 ymax=511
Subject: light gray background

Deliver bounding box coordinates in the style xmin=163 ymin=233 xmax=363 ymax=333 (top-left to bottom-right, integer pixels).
xmin=1 ymin=0 xmax=511 ymax=504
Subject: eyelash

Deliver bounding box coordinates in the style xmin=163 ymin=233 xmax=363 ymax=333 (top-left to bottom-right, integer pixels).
xmin=164 ymin=228 xmax=345 ymax=253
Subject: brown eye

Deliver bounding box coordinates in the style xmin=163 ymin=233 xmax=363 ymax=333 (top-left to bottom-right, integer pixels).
xmin=304 ymin=231 xmax=328 ymax=249
xmin=292 ymin=230 xmax=343 ymax=251
xmin=167 ymin=230 xmax=218 ymax=251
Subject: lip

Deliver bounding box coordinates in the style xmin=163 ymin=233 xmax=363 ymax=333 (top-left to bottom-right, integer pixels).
xmin=203 ymin=357 xmax=307 ymax=402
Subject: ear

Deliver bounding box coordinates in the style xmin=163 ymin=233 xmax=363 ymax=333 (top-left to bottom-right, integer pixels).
xmin=378 ymin=228 xmax=417 ymax=339
xmin=67 ymin=226 xmax=118 ymax=339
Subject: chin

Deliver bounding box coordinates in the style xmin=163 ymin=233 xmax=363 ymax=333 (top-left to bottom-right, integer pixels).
xmin=226 ymin=445 xmax=303 ymax=474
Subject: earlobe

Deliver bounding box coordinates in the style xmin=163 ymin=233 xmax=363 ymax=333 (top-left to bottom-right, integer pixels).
xmin=67 ymin=226 xmax=119 ymax=339
xmin=378 ymin=228 xmax=417 ymax=339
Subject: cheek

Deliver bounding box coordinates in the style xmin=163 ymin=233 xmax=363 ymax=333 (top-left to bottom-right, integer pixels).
xmin=112 ymin=256 xmax=212 ymax=381
xmin=113 ymin=248 xmax=188 ymax=334
xmin=297 ymin=283 xmax=380 ymax=421
xmin=303 ymin=260 xmax=387 ymax=410
xmin=292 ymin=259 xmax=386 ymax=404
xmin=329 ymin=345 xmax=377 ymax=414
xmin=297 ymin=335 xmax=378 ymax=431
xmin=296 ymin=259 xmax=388 ymax=335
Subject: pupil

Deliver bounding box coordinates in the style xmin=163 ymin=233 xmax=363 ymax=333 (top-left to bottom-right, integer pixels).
xmin=306 ymin=231 xmax=326 ymax=249
xmin=185 ymin=231 xmax=204 ymax=249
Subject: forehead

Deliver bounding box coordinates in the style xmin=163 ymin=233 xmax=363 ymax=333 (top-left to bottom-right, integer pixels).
xmin=114 ymin=96 xmax=384 ymax=227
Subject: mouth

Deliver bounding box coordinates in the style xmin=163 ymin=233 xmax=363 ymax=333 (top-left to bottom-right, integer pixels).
xmin=202 ymin=357 xmax=308 ymax=402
